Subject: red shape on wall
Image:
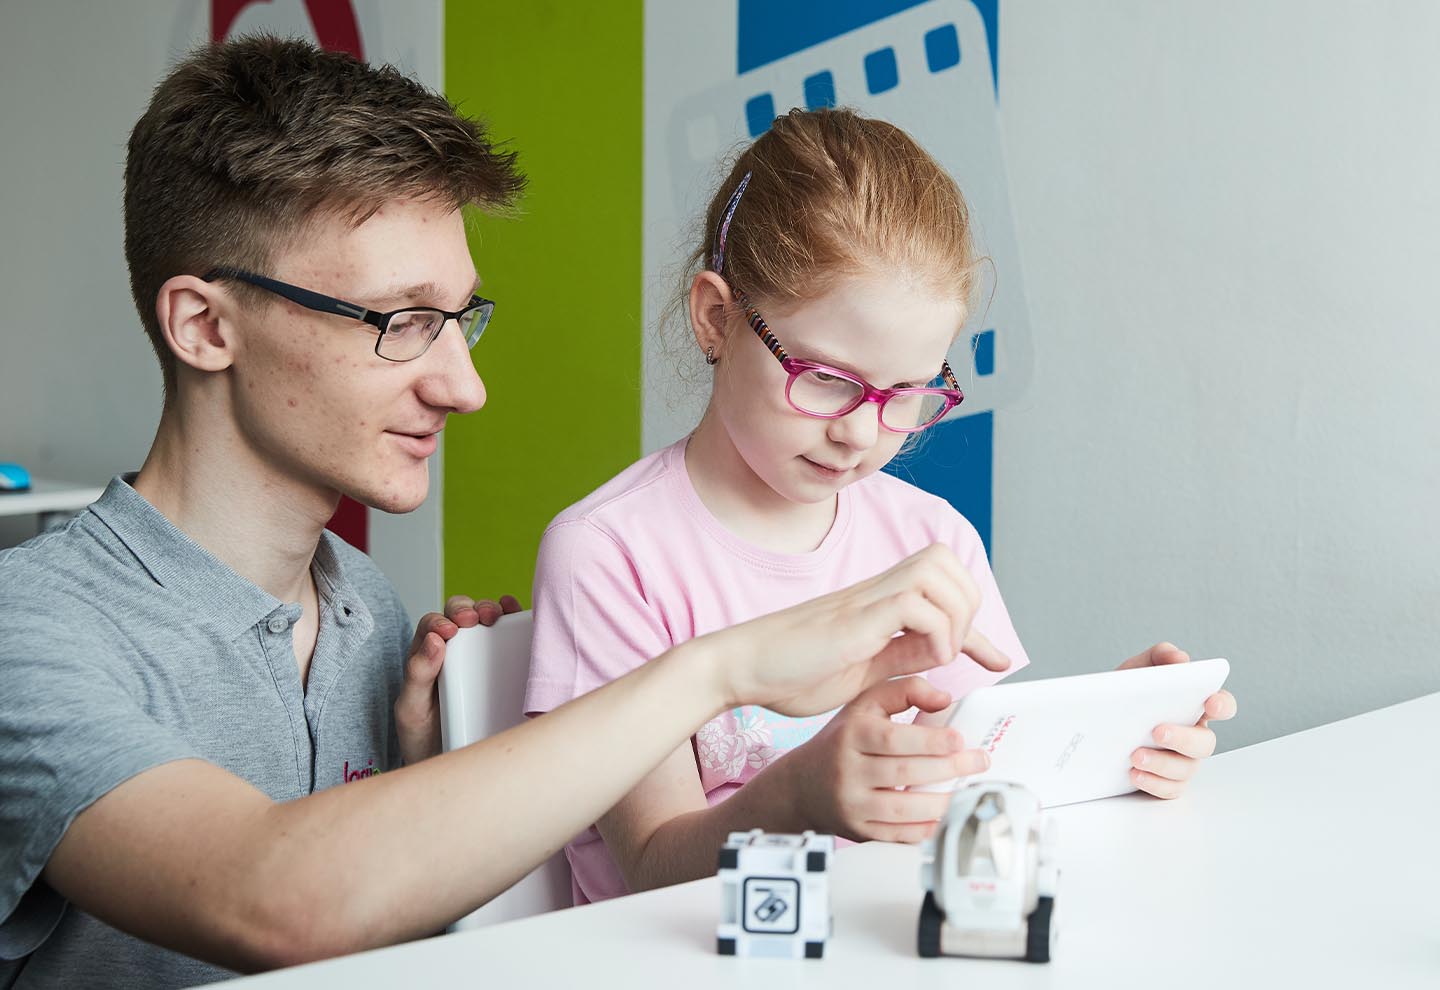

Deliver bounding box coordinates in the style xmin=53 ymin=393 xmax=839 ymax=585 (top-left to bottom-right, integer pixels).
xmin=326 ymin=496 xmax=369 ymax=553
xmin=211 ymin=0 xmax=364 ymax=58
xmin=212 ymin=0 xmax=369 ymax=551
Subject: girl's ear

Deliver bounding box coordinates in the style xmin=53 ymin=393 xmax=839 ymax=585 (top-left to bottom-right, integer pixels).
xmin=688 ymin=271 xmax=735 ymax=364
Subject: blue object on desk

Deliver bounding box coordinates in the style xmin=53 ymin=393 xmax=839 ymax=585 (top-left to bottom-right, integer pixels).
xmin=0 ymin=462 xmax=32 ymax=492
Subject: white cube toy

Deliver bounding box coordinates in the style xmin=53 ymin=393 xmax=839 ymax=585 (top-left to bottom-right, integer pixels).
xmin=717 ymin=829 xmax=834 ymax=958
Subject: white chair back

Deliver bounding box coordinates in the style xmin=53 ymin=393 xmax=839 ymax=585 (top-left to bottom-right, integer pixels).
xmin=438 ymin=611 xmax=572 ymax=930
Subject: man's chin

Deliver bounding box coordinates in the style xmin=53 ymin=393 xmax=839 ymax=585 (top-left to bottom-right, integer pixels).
xmin=343 ymin=471 xmax=431 ymax=515
xmin=367 ymin=490 xmax=429 ymax=515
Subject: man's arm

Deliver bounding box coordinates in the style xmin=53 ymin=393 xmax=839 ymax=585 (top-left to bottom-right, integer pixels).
xmin=44 ymin=634 xmax=725 ymax=972
xmin=44 ymin=543 xmax=983 ymax=971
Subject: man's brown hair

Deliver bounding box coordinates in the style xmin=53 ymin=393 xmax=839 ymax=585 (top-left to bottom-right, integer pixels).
xmin=124 ymin=34 xmax=525 ymax=396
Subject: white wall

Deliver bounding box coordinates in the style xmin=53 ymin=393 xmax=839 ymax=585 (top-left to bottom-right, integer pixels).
xmin=994 ymin=1 xmax=1440 ymax=746
xmin=642 ymin=0 xmax=1439 ymax=752
xmin=0 ymin=0 xmax=445 ymax=621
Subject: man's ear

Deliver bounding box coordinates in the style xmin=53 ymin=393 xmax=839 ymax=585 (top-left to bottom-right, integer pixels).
xmin=688 ymin=270 xmax=736 ymax=365
xmin=154 ymin=274 xmax=235 ymax=373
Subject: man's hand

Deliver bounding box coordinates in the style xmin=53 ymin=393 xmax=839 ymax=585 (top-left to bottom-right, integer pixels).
xmin=1118 ymin=642 xmax=1238 ymax=799
xmin=395 ymin=594 xmax=522 ymax=765
xmin=706 ymin=544 xmax=1011 ymax=719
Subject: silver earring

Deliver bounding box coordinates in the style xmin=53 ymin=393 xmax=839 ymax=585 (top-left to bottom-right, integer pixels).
xmin=705 ymin=345 xmax=719 ymax=366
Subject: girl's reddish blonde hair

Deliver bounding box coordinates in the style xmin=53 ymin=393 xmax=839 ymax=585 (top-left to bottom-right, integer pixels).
xmin=695 ymin=107 xmax=982 ymax=311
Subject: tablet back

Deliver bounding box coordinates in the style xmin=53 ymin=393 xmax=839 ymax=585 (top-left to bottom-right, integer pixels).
xmin=940 ymin=658 xmax=1231 ymax=806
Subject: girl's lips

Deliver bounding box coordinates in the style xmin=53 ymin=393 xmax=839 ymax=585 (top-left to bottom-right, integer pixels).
xmin=803 ymin=457 xmax=855 ymax=478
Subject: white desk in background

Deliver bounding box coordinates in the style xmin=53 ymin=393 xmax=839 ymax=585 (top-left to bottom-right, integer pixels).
xmin=0 ymin=477 xmax=104 ymax=532
xmin=220 ymin=693 xmax=1440 ymax=989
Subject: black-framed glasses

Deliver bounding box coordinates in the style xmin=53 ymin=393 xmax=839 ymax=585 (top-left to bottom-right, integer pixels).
xmin=202 ymin=266 xmax=495 ymax=362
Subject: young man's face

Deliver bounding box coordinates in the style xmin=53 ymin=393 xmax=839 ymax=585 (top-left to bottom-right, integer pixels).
xmin=226 ymin=199 xmax=486 ymax=513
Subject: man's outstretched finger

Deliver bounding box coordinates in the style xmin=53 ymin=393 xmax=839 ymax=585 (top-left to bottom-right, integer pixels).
xmin=960 ymin=628 xmax=1010 ymax=673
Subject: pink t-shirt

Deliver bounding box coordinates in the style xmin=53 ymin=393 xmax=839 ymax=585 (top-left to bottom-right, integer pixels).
xmin=524 ymin=439 xmax=1029 ymax=904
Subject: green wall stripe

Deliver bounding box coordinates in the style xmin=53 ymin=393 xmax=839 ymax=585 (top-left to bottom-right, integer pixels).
xmin=443 ymin=1 xmax=644 ymax=606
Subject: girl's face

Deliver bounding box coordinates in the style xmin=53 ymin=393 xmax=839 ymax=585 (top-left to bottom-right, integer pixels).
xmin=707 ymin=272 xmax=965 ymax=506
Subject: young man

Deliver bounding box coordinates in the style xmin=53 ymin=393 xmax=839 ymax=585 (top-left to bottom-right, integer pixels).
xmin=0 ymin=37 xmax=1007 ymax=987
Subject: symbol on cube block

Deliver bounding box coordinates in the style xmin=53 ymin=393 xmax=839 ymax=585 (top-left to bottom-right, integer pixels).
xmin=743 ymin=877 xmax=799 ymax=933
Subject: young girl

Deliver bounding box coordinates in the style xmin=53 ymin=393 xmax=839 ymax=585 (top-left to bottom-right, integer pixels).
xmin=525 ymin=108 xmax=1236 ymax=905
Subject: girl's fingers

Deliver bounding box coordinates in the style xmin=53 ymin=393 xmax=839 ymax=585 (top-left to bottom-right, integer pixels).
xmin=397 ymin=631 xmax=445 ymax=715
xmin=854 ymin=675 xmax=952 ymax=717
xmin=854 ymin=714 xmax=964 ymax=757
xmin=1152 ymin=722 xmax=1217 ymax=759
xmin=407 ymin=611 xmax=457 ymax=656
xmin=863 ymin=820 xmax=943 ymax=844
xmin=1132 ymin=746 xmax=1198 ymax=783
xmin=1116 ymin=640 xmax=1190 ymax=671
xmin=443 ymin=595 xmax=480 ymax=627
xmin=1150 ymin=641 xmax=1191 ymax=665
xmin=860 ymin=788 xmax=953 ymax=826
xmin=445 ymin=593 xmax=522 ymax=627
xmin=861 ymin=749 xmax=989 ymax=789
xmin=1204 ymin=690 xmax=1237 ymax=722
xmin=1131 ymin=767 xmax=1185 ymax=799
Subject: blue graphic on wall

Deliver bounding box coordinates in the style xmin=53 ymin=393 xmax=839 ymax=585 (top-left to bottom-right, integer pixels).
xmin=664 ymin=0 xmax=1031 ymax=556
xmin=725 ymin=0 xmax=1031 ymax=558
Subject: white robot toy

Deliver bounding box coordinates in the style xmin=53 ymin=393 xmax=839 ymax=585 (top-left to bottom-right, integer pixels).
xmin=717 ymin=829 xmax=834 ymax=959
xmin=918 ymin=781 xmax=1058 ymax=962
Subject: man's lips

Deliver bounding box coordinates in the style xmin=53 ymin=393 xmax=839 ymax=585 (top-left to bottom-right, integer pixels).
xmin=389 ymin=430 xmax=441 ymax=457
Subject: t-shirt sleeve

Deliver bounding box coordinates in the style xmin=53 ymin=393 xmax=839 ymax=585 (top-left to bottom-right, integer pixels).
xmin=525 ymin=519 xmax=674 ymax=716
xmin=923 ymin=512 xmax=1032 ymax=701
xmin=0 ymin=601 xmax=200 ymax=959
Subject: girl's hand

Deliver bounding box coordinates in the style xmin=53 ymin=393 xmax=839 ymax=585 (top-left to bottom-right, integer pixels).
xmin=784 ymin=676 xmax=991 ymax=843
xmin=707 ymin=543 xmax=1011 ymax=719
xmin=394 ymin=593 xmax=523 ymax=766
xmin=1118 ymin=642 xmax=1238 ymax=799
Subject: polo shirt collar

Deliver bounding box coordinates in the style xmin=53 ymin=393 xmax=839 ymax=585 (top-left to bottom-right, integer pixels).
xmin=89 ymin=475 xmax=370 ymax=642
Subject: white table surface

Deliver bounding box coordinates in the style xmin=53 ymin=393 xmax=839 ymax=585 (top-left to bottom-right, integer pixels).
xmin=0 ymin=477 xmax=104 ymax=518
xmin=221 ymin=693 xmax=1440 ymax=989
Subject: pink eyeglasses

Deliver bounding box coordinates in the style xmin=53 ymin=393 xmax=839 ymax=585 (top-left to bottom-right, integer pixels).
xmin=735 ymin=290 xmax=964 ymax=434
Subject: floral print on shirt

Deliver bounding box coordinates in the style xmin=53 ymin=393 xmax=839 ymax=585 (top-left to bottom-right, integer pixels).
xmin=694 ymin=705 xmax=837 ymax=789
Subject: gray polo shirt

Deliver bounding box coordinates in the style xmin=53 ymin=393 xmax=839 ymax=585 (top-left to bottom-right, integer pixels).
xmin=0 ymin=476 xmax=412 ymax=988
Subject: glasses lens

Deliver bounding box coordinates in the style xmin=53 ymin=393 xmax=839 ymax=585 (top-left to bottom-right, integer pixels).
xmin=459 ymin=301 xmax=494 ymax=348
xmin=378 ymin=309 xmax=445 ymax=361
xmin=880 ymin=390 xmax=953 ymax=432
xmin=788 ymin=369 xmax=864 ymax=416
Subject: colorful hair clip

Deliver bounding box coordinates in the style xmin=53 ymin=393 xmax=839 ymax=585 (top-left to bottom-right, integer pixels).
xmin=710 ymin=170 xmax=752 ymax=274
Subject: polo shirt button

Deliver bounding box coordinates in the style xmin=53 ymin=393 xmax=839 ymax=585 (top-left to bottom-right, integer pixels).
xmin=267 ymin=616 xmax=289 ymax=634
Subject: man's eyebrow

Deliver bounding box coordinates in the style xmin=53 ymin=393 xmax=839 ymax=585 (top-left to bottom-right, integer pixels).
xmin=368 ymin=273 xmax=482 ymax=310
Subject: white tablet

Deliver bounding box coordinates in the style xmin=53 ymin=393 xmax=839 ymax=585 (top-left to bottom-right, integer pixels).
xmin=917 ymin=658 xmax=1231 ymax=807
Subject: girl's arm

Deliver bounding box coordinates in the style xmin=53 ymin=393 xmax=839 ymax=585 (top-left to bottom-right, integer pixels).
xmin=599 ymin=666 xmax=1002 ymax=893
